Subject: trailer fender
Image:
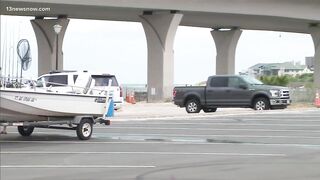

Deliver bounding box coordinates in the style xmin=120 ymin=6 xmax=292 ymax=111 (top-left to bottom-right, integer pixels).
xmin=72 ymin=116 xmax=94 ymax=125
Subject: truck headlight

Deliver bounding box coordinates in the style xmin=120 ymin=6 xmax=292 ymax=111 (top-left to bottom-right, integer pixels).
xmin=270 ymin=90 xmax=280 ymax=97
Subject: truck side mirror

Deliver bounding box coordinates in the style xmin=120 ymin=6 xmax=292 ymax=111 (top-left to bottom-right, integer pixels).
xmin=239 ymin=84 xmax=248 ymax=89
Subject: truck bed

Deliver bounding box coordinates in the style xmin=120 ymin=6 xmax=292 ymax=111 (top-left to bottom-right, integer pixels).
xmin=173 ymin=86 xmax=206 ymax=107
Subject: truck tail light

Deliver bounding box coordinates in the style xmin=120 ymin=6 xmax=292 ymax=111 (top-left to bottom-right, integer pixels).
xmin=120 ymin=87 xmax=123 ymax=97
xmin=173 ymin=89 xmax=177 ymax=98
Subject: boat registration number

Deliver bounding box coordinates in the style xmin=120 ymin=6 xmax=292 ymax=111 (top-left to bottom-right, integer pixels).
xmin=14 ymin=96 xmax=37 ymax=102
xmin=95 ymin=97 xmax=106 ymax=103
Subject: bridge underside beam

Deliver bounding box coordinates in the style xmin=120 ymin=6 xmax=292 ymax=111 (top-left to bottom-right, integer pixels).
xmin=31 ymin=17 xmax=69 ymax=76
xmin=141 ymin=12 xmax=183 ymax=102
xmin=211 ymin=28 xmax=242 ymax=75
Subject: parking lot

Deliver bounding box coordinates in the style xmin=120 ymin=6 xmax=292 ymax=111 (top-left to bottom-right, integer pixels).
xmin=1 ymin=105 xmax=320 ymax=180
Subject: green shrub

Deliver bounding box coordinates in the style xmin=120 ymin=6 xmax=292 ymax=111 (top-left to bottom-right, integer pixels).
xmin=259 ymin=75 xmax=290 ymax=86
xmin=259 ymin=74 xmax=313 ymax=87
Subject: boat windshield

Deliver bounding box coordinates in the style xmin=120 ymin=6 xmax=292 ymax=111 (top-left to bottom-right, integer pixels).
xmin=36 ymin=75 xmax=68 ymax=87
xmin=241 ymin=76 xmax=264 ymax=85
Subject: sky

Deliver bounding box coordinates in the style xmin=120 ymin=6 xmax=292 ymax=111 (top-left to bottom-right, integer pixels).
xmin=0 ymin=15 xmax=315 ymax=84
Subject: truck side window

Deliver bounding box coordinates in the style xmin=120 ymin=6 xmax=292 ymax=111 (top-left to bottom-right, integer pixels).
xmin=228 ymin=77 xmax=240 ymax=88
xmin=210 ymin=77 xmax=228 ymax=87
xmin=228 ymin=77 xmax=247 ymax=88
xmin=238 ymin=78 xmax=247 ymax=87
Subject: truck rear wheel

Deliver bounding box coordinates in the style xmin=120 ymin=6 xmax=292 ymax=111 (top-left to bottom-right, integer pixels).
xmin=17 ymin=126 xmax=34 ymax=136
xmin=253 ymin=97 xmax=270 ymax=110
xmin=185 ymin=99 xmax=201 ymax=113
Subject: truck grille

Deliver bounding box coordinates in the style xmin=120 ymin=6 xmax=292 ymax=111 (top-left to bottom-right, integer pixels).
xmin=280 ymin=89 xmax=290 ymax=98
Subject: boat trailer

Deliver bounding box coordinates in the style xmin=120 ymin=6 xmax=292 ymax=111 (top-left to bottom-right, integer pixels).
xmin=0 ymin=116 xmax=111 ymax=140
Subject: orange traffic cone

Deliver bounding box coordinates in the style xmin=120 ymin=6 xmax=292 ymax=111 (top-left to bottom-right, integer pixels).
xmin=126 ymin=93 xmax=131 ymax=103
xmin=315 ymin=91 xmax=320 ymax=108
xmin=131 ymin=92 xmax=136 ymax=104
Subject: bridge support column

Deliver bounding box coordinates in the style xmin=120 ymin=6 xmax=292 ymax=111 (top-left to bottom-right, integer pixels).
xmin=211 ymin=28 xmax=242 ymax=75
xmin=140 ymin=12 xmax=183 ymax=102
xmin=31 ymin=17 xmax=69 ymax=76
xmin=310 ymin=26 xmax=320 ymax=89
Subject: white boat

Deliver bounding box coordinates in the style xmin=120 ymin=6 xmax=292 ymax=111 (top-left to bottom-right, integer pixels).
xmin=0 ymin=88 xmax=108 ymax=122
xmin=0 ymin=73 xmax=112 ymax=122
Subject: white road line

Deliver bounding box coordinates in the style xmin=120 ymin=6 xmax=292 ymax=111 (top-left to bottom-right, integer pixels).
xmin=94 ymin=133 xmax=320 ymax=139
xmin=0 ymin=151 xmax=286 ymax=157
xmin=105 ymin=126 xmax=320 ymax=133
xmin=112 ymin=111 xmax=320 ymax=121
xmin=0 ymin=165 xmax=156 ymax=168
xmin=1 ymin=140 xmax=320 ymax=147
xmin=227 ymin=118 xmax=320 ymax=121
xmin=110 ymin=122 xmax=320 ymax=127
xmin=5 ymin=131 xmax=320 ymax=139
xmin=4 ymin=131 xmax=320 ymax=139
xmin=112 ymin=112 xmax=266 ymax=121
xmin=109 ymin=119 xmax=320 ymax=124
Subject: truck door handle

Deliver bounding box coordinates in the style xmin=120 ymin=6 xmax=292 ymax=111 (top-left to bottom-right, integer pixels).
xmin=208 ymin=90 xmax=213 ymax=92
xmin=226 ymin=90 xmax=231 ymax=93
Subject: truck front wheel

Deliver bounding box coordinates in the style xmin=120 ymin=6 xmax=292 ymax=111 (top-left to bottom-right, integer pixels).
xmin=185 ymin=99 xmax=201 ymax=113
xmin=253 ymin=97 xmax=270 ymax=110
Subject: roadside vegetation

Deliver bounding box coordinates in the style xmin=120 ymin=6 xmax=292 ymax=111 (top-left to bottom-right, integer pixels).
xmin=259 ymin=74 xmax=315 ymax=103
xmin=259 ymin=74 xmax=313 ymax=88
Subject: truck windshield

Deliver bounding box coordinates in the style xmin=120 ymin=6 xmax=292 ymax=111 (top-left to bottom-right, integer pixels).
xmin=92 ymin=75 xmax=118 ymax=86
xmin=241 ymin=76 xmax=264 ymax=85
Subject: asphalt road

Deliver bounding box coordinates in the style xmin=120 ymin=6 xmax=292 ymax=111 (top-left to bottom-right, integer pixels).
xmin=1 ymin=109 xmax=320 ymax=180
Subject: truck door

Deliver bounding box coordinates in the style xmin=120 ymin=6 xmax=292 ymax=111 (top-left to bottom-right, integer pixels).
xmin=227 ymin=77 xmax=251 ymax=105
xmin=206 ymin=76 xmax=230 ymax=105
xmin=206 ymin=76 xmax=251 ymax=106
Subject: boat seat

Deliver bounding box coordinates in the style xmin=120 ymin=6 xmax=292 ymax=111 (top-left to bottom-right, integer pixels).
xmin=73 ymin=73 xmax=91 ymax=94
xmin=88 ymin=79 xmax=95 ymax=95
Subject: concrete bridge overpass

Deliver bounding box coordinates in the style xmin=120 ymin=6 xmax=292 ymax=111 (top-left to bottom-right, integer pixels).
xmin=1 ymin=0 xmax=320 ymax=101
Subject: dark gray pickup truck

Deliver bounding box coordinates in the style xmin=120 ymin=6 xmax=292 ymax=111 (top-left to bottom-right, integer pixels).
xmin=173 ymin=75 xmax=291 ymax=113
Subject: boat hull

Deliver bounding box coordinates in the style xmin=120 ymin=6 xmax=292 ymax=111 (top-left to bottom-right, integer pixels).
xmin=0 ymin=88 xmax=107 ymax=122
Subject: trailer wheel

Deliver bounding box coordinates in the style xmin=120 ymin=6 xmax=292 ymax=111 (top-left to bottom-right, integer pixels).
xmin=17 ymin=126 xmax=34 ymax=136
xmin=76 ymin=118 xmax=93 ymax=140
xmin=185 ymin=99 xmax=201 ymax=113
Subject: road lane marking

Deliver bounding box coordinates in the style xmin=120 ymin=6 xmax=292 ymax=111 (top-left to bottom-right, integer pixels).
xmin=103 ymin=126 xmax=320 ymax=133
xmin=93 ymin=133 xmax=320 ymax=139
xmin=108 ymin=119 xmax=320 ymax=125
xmin=0 ymin=165 xmax=156 ymax=168
xmin=0 ymin=151 xmax=286 ymax=157
xmin=3 ymin=131 xmax=320 ymax=139
xmin=1 ymin=140 xmax=320 ymax=148
xmin=112 ymin=112 xmax=281 ymax=121
xmin=109 ymin=122 xmax=320 ymax=127
xmin=113 ymin=110 xmax=320 ymax=121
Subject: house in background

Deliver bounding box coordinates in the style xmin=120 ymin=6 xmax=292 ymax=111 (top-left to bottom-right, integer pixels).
xmin=247 ymin=61 xmax=313 ymax=77
xmin=305 ymin=56 xmax=314 ymax=71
